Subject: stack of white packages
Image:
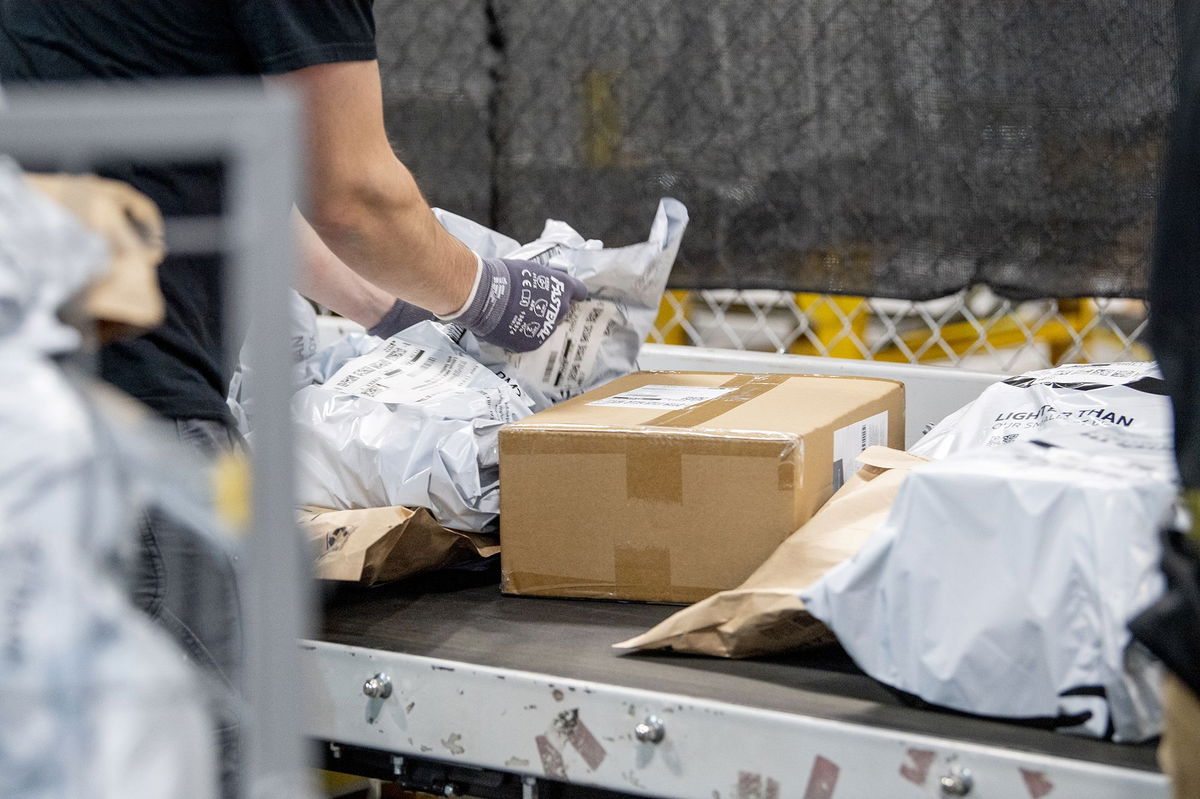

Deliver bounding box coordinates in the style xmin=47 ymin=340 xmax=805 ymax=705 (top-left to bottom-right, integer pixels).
xmin=291 ymin=199 xmax=687 ymax=531
xmin=802 ymin=363 xmax=1178 ymax=742
xmin=0 ymin=159 xmax=215 ymax=799
xmin=293 ymin=321 xmax=535 ymax=531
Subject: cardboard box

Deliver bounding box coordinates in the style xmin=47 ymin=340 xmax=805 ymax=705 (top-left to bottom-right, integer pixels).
xmin=499 ymin=371 xmax=904 ymax=602
xmin=614 ymin=447 xmax=929 ymax=654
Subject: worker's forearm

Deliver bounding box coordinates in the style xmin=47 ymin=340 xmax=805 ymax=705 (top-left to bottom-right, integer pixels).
xmin=307 ymin=159 xmax=476 ymax=316
xmin=293 ymin=209 xmax=397 ymax=327
xmin=270 ymin=60 xmax=477 ymax=317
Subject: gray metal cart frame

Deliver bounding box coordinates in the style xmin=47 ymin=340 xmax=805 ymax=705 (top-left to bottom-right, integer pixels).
xmin=1 ymin=83 xmax=312 ymax=799
xmin=304 ymin=343 xmax=1169 ymax=799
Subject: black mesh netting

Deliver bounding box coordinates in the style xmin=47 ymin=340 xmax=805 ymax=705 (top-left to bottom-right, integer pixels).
xmin=375 ymin=0 xmax=1175 ymax=301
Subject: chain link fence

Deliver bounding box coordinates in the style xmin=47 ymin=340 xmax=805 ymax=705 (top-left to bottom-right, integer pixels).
xmin=650 ymin=289 xmax=1150 ymax=372
xmin=375 ymin=0 xmax=1173 ymax=371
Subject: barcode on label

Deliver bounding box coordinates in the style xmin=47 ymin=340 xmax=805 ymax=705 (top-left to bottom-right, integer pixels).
xmin=832 ymin=410 xmax=889 ymax=490
xmin=529 ymin=245 xmax=561 ymax=264
xmin=383 ymin=348 xmax=426 ymax=376
xmin=326 ymin=340 xmax=489 ymax=407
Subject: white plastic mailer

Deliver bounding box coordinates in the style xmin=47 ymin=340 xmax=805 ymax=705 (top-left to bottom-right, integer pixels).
xmin=228 ymin=289 xmax=320 ymax=436
xmin=910 ymin=361 xmax=1172 ymax=461
xmin=437 ymin=197 xmax=688 ymax=408
xmin=801 ymin=433 xmax=1176 ymax=742
xmin=292 ymin=321 xmax=536 ymax=530
xmin=0 ymin=159 xmax=215 ymax=799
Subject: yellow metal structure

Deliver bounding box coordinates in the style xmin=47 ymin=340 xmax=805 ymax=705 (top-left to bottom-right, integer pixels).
xmin=870 ymin=299 xmax=1099 ymax=364
xmin=651 ymin=290 xmax=692 ymax=346
xmin=648 ymin=291 xmax=1146 ymax=366
xmin=789 ymin=293 xmax=868 ymax=359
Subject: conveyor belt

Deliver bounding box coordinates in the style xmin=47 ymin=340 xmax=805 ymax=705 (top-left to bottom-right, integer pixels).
xmin=319 ymin=567 xmax=1158 ymax=774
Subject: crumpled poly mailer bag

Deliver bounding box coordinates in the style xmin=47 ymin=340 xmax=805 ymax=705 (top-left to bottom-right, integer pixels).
xmin=227 ymin=289 xmax=320 ymax=437
xmin=303 ymin=505 xmax=499 ymax=587
xmin=436 ymin=197 xmax=688 ymax=408
xmin=910 ymin=361 xmax=1172 ymax=461
xmin=292 ymin=321 xmax=536 ymax=531
xmin=0 ymin=159 xmax=216 ymax=799
xmin=615 ymin=447 xmax=928 ymax=657
xmin=801 ymin=431 xmax=1177 ymax=742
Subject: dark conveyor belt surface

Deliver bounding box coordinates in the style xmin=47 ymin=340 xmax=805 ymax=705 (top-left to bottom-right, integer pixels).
xmin=319 ymin=570 xmax=1158 ymax=773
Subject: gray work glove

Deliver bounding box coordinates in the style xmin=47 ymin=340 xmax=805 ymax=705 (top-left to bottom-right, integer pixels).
xmin=440 ymin=256 xmax=589 ymax=352
xmin=367 ymin=299 xmax=436 ymax=338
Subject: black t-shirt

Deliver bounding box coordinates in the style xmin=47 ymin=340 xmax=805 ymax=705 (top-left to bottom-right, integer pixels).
xmin=0 ymin=0 xmax=377 ymax=422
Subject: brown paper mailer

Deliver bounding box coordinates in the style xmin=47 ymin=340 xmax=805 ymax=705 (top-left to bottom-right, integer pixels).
xmin=613 ymin=446 xmax=929 ymax=657
xmin=300 ymin=505 xmax=500 ymax=587
xmin=26 ymin=172 xmax=166 ymax=333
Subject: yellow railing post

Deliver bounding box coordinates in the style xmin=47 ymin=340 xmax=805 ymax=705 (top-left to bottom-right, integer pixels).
xmin=790 ymin=292 xmax=868 ymax=358
xmin=650 ymin=290 xmax=692 ymax=346
xmin=1048 ymin=299 xmax=1096 ymax=364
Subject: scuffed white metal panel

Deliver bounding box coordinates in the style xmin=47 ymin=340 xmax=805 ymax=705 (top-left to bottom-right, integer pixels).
xmin=302 ymin=641 xmax=1167 ymax=799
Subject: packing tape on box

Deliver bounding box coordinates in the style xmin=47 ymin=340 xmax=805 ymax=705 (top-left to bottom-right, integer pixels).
xmin=502 ymin=568 xmax=723 ymax=603
xmin=501 ymin=432 xmax=629 ymax=456
xmin=626 ymin=436 xmax=685 ymax=503
xmin=500 ymin=571 xmax=616 ymax=596
xmin=503 ymin=428 xmax=799 ymax=503
xmin=643 ymin=373 xmax=792 ymax=429
xmin=625 ymin=435 xmax=798 ymax=502
xmin=614 ymin=545 xmax=672 ymax=595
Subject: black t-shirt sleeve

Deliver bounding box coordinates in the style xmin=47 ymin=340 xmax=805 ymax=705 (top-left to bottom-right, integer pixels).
xmin=231 ymin=0 xmax=377 ymax=75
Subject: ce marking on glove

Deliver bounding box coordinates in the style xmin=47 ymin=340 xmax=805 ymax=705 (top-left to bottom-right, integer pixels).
xmin=522 ymin=268 xmax=553 ymax=292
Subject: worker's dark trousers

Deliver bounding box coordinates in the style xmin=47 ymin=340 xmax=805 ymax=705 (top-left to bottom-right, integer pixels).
xmin=132 ymin=418 xmax=243 ymax=799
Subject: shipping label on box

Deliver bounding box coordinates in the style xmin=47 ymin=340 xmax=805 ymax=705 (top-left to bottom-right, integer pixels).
xmin=499 ymin=371 xmax=905 ymax=603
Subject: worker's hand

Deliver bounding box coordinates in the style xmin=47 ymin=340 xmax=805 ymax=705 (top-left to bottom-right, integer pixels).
xmin=441 ymin=257 xmax=589 ymax=352
xmin=366 ymin=298 xmax=436 ymax=339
